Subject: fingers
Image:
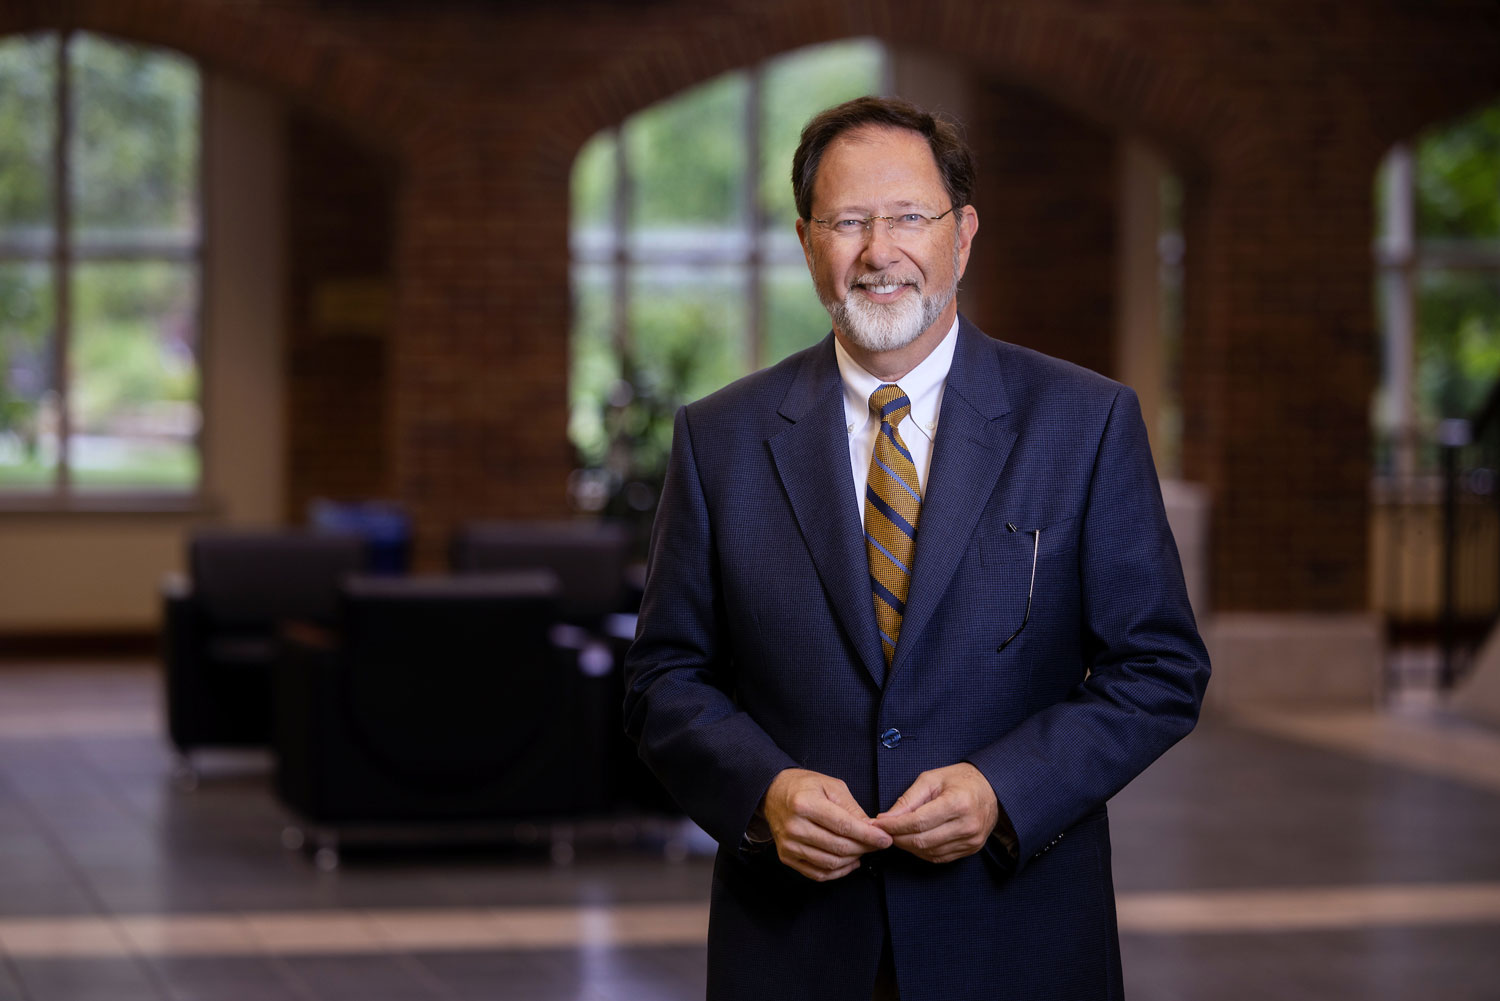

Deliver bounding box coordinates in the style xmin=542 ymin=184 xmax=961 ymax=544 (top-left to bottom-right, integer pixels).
xmin=874 ymin=795 xmax=951 ymax=836
xmin=872 ymin=763 xmax=1000 ymax=864
xmin=887 ymin=817 xmax=990 ymax=864
xmin=874 ymin=772 xmax=941 ymax=821
xmin=775 ymin=828 xmax=868 ymax=880
xmin=781 ymin=812 xmax=883 ymax=859
xmin=760 ymin=768 xmax=891 ymax=881
xmin=771 ymin=771 xmax=891 ymax=851
xmin=819 ymin=783 xmax=895 ymax=852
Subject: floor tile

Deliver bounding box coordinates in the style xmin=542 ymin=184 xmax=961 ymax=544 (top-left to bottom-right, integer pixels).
xmin=8 ymin=957 xmax=166 ymax=1001
xmin=409 ymin=949 xmax=597 ymax=1001
xmin=275 ymin=954 xmax=450 ymax=1001
xmin=1122 ymin=924 xmax=1500 ymax=1001
xmin=144 ymin=956 xmax=312 ymax=1001
xmin=0 ymin=956 xmax=27 ymax=1001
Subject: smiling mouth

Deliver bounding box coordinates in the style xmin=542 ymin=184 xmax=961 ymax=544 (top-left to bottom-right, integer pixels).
xmin=853 ymin=278 xmax=917 ymax=295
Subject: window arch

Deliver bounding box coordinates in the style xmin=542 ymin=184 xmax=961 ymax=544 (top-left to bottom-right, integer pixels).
xmin=0 ymin=30 xmax=201 ymax=499
xmin=568 ymin=39 xmax=886 ymax=512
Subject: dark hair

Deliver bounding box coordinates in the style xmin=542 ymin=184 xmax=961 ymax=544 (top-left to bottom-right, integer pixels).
xmin=791 ymin=96 xmax=975 ymax=221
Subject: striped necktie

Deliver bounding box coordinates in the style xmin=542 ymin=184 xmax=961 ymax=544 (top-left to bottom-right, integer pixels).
xmin=865 ymin=384 xmax=922 ymax=670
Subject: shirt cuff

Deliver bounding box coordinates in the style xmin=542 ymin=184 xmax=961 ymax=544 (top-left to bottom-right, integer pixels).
xmin=745 ymin=811 xmax=773 ymax=844
xmin=989 ymin=801 xmax=1019 ymax=860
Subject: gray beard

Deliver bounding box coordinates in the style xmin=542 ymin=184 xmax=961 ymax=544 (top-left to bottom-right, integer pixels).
xmin=819 ymin=245 xmax=961 ymax=354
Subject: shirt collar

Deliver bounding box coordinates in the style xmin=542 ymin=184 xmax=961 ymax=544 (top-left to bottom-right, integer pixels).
xmin=834 ymin=316 xmax=959 ymax=439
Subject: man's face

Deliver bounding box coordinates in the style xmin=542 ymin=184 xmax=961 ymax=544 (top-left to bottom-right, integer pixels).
xmin=797 ymin=126 xmax=977 ymax=356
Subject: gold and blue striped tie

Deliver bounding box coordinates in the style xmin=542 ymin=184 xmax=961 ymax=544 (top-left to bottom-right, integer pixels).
xmin=866 ymin=384 xmax=922 ymax=670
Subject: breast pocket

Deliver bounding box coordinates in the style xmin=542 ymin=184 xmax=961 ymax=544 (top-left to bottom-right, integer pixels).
xmin=978 ymin=516 xmax=1077 ymax=654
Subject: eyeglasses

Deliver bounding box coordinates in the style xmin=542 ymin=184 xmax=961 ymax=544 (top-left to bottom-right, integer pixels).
xmin=810 ymin=206 xmax=957 ymax=240
xmin=997 ymin=524 xmax=1040 ymax=653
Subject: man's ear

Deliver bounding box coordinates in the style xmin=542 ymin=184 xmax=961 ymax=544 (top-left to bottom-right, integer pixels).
xmin=955 ymin=205 xmax=979 ymax=278
xmin=796 ymin=217 xmax=812 ymax=263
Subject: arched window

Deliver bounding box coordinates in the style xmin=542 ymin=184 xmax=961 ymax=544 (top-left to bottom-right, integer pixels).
xmin=569 ymin=40 xmax=886 ymax=513
xmin=0 ymin=31 xmax=200 ymax=499
xmin=1372 ymin=98 xmax=1500 ymax=654
xmin=1376 ymin=98 xmax=1500 ymax=475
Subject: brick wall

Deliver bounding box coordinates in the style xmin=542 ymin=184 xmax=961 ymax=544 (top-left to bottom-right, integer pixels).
xmin=9 ymin=0 xmax=1500 ymax=608
xmin=963 ymin=77 xmax=1117 ymax=379
xmin=283 ymin=111 xmax=397 ymax=520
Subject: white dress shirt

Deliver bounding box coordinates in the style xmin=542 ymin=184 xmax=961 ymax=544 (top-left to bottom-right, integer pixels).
xmin=834 ymin=317 xmax=960 ymax=528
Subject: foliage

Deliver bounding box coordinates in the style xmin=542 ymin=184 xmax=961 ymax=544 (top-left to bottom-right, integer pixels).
xmin=763 ymin=264 xmax=831 ymax=363
xmin=0 ymin=34 xmax=54 ymax=228
xmin=1416 ymin=101 xmax=1500 ymax=240
xmin=627 ymin=73 xmax=747 ymax=227
xmin=70 ymin=33 xmax=198 ymax=233
xmin=0 ymin=263 xmax=52 ymax=459
xmin=71 ymin=263 xmax=197 ymax=430
xmin=1408 ymin=97 xmax=1500 ymax=434
xmin=758 ymin=40 xmax=884 ymax=223
xmin=571 ymin=132 xmax=615 ymax=230
xmin=1416 ymin=270 xmax=1500 ymax=420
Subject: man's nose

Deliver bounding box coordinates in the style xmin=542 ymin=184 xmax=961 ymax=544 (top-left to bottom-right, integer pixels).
xmin=859 ymin=220 xmax=903 ymax=268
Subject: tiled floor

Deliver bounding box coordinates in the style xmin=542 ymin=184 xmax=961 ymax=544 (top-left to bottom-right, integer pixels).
xmin=1 ymin=662 xmax=1499 ymax=1000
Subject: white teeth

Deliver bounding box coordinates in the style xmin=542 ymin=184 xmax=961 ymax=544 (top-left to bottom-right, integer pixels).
xmin=867 ymin=284 xmax=901 ymax=294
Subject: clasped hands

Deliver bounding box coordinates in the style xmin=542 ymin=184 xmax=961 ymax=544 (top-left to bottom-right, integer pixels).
xmin=759 ymin=764 xmax=999 ymax=882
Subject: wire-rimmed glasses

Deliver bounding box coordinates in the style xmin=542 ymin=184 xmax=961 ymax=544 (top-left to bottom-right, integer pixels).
xmin=809 ymin=206 xmax=957 ymax=240
xmin=997 ymin=525 xmax=1040 ymax=653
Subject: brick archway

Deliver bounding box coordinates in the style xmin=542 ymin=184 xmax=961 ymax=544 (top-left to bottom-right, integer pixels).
xmin=0 ymin=0 xmax=452 ymax=160
xmin=536 ymin=0 xmax=1242 ymax=176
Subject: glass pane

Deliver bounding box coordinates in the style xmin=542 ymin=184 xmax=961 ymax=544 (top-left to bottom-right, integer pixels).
xmin=761 ymin=219 xmax=806 ymax=257
xmin=625 ymin=72 xmax=747 ymax=231
xmin=626 ymin=266 xmax=747 ymax=471
xmin=569 ymin=262 xmax=616 ymax=466
xmin=69 ymin=32 xmax=200 ymax=248
xmin=1415 ymin=269 xmax=1500 ymax=423
xmin=0 ymin=33 xmax=57 ymax=251
xmin=760 ymin=39 xmax=885 ymax=224
xmin=571 ymin=130 xmax=617 ymax=261
xmin=0 ymin=262 xmax=58 ymax=487
xmin=68 ymin=261 xmax=199 ymax=491
xmin=763 ymin=264 xmax=831 ymax=366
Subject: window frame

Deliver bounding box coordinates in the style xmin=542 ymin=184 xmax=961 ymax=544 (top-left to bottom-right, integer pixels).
xmin=0 ymin=28 xmax=206 ymax=513
xmin=1377 ymin=140 xmax=1500 ymax=480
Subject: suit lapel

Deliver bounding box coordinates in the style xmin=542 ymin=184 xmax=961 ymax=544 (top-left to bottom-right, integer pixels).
xmin=768 ymin=337 xmax=887 ymax=688
xmin=892 ymin=319 xmax=1017 ymax=677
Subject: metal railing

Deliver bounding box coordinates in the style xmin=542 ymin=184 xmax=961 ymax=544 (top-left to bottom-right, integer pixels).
xmin=1375 ymin=389 xmax=1500 ymax=688
xmin=1436 ymin=383 xmax=1500 ymax=685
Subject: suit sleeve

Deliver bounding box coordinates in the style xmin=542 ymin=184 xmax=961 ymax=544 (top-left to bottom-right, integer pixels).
xmin=622 ymin=406 xmax=800 ymax=848
xmin=965 ymin=386 xmax=1210 ymax=872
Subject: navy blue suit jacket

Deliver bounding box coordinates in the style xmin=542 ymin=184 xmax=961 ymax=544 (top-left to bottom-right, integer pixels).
xmin=624 ymin=318 xmax=1210 ymax=1001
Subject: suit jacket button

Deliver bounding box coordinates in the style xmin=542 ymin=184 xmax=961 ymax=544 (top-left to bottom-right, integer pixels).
xmin=879 ymin=727 xmax=902 ymax=748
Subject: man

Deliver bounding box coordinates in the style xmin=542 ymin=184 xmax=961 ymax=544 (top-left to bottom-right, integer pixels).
xmin=623 ymin=96 xmax=1209 ymax=1001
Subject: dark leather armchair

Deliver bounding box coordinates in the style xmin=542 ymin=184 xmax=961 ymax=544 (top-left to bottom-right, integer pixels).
xmin=448 ymin=518 xmax=674 ymax=816
xmin=272 ymin=572 xmax=612 ymax=860
xmin=448 ymin=519 xmax=633 ymax=626
xmin=162 ymin=530 xmax=368 ymax=757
